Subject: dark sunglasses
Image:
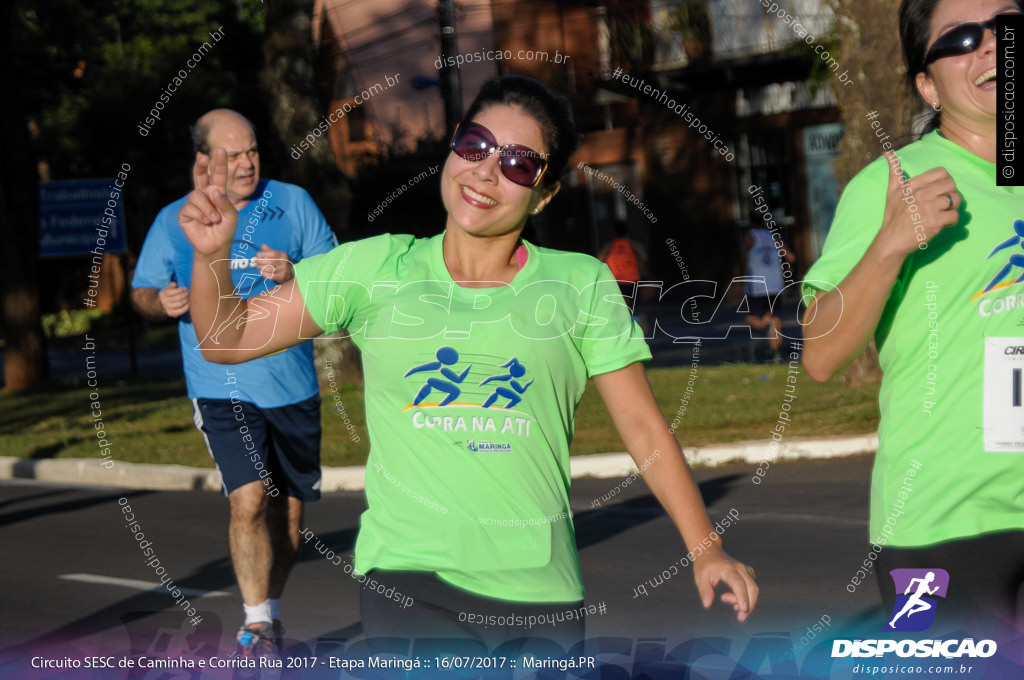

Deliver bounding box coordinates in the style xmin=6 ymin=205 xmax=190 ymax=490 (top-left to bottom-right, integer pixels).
xmin=450 ymin=121 xmax=548 ymax=188
xmin=923 ymin=14 xmax=1015 ymax=66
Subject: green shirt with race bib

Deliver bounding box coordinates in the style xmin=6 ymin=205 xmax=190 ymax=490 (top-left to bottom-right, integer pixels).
xmin=294 ymin=233 xmax=651 ymax=602
xmin=805 ymin=130 xmax=1024 ymax=547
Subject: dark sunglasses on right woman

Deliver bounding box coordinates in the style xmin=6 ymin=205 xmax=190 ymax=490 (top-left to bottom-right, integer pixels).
xmin=924 ymin=11 xmax=1023 ymax=65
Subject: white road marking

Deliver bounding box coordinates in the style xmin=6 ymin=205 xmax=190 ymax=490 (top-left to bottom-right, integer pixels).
xmin=58 ymin=573 xmax=230 ymax=598
xmin=739 ymin=511 xmax=867 ymax=527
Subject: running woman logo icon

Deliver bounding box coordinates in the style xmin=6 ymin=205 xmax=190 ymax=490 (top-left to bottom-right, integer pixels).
xmin=883 ymin=568 xmax=950 ymax=632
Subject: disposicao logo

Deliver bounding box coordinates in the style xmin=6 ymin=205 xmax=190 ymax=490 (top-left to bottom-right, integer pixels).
xmin=884 ymin=568 xmax=948 ymax=632
xmin=832 ymin=568 xmax=997 ymax=659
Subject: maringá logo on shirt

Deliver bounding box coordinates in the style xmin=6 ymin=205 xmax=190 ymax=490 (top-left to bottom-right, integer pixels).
xmin=465 ymin=440 xmax=512 ymax=453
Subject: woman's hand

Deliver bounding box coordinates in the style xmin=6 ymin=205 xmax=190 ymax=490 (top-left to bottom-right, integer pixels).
xmin=593 ymin=364 xmax=759 ymax=622
xmin=802 ymin=152 xmax=963 ymax=381
xmin=178 ymin=149 xmax=238 ymax=258
xmin=692 ymin=547 xmax=759 ymax=622
xmin=877 ymin=151 xmax=961 ymax=257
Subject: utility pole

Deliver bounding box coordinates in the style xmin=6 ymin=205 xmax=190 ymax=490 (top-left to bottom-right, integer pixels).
xmin=437 ymin=0 xmax=462 ymax=138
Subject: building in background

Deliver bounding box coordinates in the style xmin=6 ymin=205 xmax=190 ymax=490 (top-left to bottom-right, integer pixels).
xmin=312 ymin=0 xmax=500 ymax=173
xmin=312 ymin=0 xmax=844 ymax=287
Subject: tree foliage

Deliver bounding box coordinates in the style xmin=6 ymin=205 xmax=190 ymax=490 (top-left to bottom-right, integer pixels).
xmin=28 ymin=0 xmax=265 ymax=239
xmin=260 ymin=0 xmax=349 ymax=230
xmin=2 ymin=0 xmax=265 ymax=391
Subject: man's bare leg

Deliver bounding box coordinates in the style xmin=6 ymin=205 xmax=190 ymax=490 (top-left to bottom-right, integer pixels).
xmin=268 ymin=494 xmax=303 ymax=601
xmin=228 ymin=481 xmax=273 ymax=613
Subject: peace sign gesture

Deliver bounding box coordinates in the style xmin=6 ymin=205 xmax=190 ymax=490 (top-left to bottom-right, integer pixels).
xmin=178 ymin=148 xmax=238 ymax=257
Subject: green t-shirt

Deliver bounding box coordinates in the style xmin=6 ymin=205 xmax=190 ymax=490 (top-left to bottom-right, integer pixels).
xmin=805 ymin=131 xmax=1024 ymax=547
xmin=294 ymin=233 xmax=652 ymax=602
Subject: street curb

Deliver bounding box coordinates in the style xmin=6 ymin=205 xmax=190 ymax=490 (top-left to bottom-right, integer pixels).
xmin=567 ymin=433 xmax=878 ymax=479
xmin=0 ymin=457 xmax=222 ymax=492
xmin=0 ymin=433 xmax=877 ymax=492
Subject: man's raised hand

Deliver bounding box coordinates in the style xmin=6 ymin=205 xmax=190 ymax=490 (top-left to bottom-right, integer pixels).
xmin=178 ymin=149 xmax=238 ymax=257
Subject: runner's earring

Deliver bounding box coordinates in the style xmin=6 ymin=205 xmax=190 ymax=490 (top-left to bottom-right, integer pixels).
xmin=932 ymin=102 xmax=942 ymax=112
xmin=531 ymin=208 xmax=541 ymax=215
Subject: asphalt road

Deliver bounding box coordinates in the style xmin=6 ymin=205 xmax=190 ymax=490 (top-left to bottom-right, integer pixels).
xmin=0 ymin=457 xmax=881 ymax=662
xmin=3 ymin=456 xmax=1020 ymax=679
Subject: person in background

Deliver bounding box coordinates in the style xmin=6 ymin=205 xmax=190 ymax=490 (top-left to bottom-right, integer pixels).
xmin=599 ymin=219 xmax=648 ymax=302
xmin=741 ymin=214 xmax=795 ymax=363
xmin=131 ymin=108 xmax=337 ymax=663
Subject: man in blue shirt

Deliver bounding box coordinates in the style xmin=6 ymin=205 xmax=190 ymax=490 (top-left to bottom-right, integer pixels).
xmin=131 ymin=109 xmax=337 ymax=660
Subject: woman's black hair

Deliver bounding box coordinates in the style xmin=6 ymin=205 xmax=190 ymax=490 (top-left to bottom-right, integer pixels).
xmin=462 ymin=75 xmax=577 ymax=189
xmin=899 ymin=0 xmax=944 ymax=136
xmin=899 ymin=0 xmax=1024 ymax=137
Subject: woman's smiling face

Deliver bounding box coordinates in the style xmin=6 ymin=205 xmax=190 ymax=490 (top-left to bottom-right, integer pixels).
xmin=441 ymin=104 xmax=557 ymax=239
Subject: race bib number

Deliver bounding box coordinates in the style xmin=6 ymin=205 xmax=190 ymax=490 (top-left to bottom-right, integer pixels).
xmin=984 ymin=337 xmax=1024 ymax=452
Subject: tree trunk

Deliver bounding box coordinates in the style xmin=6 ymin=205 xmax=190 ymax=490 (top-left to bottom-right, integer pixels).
xmin=262 ymin=0 xmax=360 ymax=386
xmin=827 ymin=0 xmax=904 ymax=386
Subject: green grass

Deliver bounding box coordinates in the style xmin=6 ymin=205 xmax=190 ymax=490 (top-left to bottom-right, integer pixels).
xmin=4 ymin=364 xmax=879 ymax=468
xmin=571 ymin=363 xmax=880 ymax=455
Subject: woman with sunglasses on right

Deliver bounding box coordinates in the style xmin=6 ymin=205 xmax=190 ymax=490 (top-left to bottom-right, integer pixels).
xmin=803 ymin=0 xmax=1024 ymax=628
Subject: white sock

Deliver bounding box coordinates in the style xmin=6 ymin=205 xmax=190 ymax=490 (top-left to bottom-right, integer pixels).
xmin=269 ymin=598 xmax=282 ymax=622
xmin=243 ymin=601 xmax=272 ymax=626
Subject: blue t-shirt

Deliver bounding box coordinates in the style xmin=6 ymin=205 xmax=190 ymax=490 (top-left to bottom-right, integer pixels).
xmin=132 ymin=179 xmax=337 ymax=407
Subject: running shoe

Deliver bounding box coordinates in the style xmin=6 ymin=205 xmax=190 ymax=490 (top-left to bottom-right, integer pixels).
xmin=270 ymin=620 xmax=286 ymax=657
xmin=234 ymin=622 xmax=281 ymax=680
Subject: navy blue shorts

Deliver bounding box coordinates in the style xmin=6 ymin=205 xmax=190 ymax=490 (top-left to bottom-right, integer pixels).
xmin=192 ymin=395 xmax=322 ymax=501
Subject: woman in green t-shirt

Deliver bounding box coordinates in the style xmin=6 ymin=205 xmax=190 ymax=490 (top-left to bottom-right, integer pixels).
xmin=176 ymin=75 xmax=758 ymax=650
xmin=803 ymin=0 xmax=1024 ymax=628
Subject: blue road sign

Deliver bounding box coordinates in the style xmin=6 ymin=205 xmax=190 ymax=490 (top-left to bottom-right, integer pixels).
xmin=40 ymin=178 xmax=127 ymax=258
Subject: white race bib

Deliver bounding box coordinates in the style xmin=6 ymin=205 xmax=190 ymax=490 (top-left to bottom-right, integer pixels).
xmin=984 ymin=337 xmax=1024 ymax=452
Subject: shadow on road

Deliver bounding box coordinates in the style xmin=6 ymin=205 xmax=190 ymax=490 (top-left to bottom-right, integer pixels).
xmin=575 ymin=473 xmax=744 ymax=550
